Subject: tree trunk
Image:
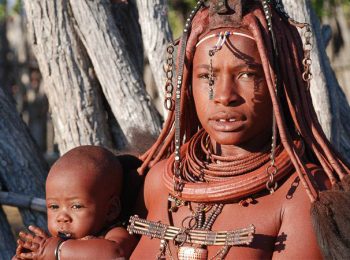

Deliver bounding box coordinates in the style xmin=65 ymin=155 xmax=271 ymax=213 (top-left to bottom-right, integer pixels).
xmin=69 ymin=0 xmax=162 ymax=147
xmin=0 ymin=1 xmax=16 ymax=256
xmin=111 ymin=0 xmax=144 ymax=76
xmin=23 ymin=0 xmax=162 ymax=154
xmin=136 ymin=0 xmax=173 ymax=116
xmin=282 ymin=0 xmax=350 ymax=161
xmin=325 ymin=5 xmax=350 ymax=103
xmin=0 ymin=207 xmax=16 ymax=259
xmin=23 ymin=0 xmax=113 ymax=154
xmin=0 ymin=86 xmax=48 ymax=250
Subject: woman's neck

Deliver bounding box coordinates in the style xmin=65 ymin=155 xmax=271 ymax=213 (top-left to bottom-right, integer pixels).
xmin=210 ymin=129 xmax=273 ymax=157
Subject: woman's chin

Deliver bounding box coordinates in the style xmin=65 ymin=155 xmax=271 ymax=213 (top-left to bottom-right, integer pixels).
xmin=208 ymin=132 xmax=245 ymax=146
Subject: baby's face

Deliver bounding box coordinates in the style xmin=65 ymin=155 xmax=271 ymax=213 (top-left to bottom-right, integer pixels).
xmin=46 ymin=170 xmax=111 ymax=239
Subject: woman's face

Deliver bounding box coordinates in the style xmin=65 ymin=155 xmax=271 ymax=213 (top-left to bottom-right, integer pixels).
xmin=192 ymin=29 xmax=273 ymax=150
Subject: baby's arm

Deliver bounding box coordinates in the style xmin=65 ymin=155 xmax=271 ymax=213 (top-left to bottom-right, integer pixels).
xmin=56 ymin=227 xmax=138 ymax=259
xmin=18 ymin=225 xmax=137 ymax=259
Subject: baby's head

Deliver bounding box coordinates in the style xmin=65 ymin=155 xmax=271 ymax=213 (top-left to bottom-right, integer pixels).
xmin=46 ymin=145 xmax=123 ymax=239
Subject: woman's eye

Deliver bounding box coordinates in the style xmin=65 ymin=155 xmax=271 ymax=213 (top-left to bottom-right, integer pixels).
xmin=72 ymin=204 xmax=83 ymax=210
xmin=48 ymin=204 xmax=59 ymax=210
xmin=238 ymin=72 xmax=256 ymax=80
xmin=198 ymin=73 xmax=210 ymax=79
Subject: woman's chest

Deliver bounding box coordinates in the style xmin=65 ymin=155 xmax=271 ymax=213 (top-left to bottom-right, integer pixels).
xmin=131 ymin=192 xmax=283 ymax=259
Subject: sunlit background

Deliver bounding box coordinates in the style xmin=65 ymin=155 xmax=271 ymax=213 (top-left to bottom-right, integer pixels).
xmin=1 ymin=0 xmax=349 ymax=243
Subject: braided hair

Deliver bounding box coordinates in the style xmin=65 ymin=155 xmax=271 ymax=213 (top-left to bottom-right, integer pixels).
xmin=139 ymin=2 xmax=350 ymax=201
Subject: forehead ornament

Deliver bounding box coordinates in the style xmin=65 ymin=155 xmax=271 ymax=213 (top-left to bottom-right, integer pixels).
xmin=196 ymin=31 xmax=255 ymax=48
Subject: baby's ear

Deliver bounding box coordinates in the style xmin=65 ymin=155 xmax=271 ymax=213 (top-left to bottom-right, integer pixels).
xmin=107 ymin=195 xmax=121 ymax=221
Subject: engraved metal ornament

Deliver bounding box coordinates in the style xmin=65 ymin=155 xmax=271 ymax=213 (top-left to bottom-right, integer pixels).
xmin=209 ymin=0 xmax=243 ymax=29
xmin=178 ymin=246 xmax=208 ymax=260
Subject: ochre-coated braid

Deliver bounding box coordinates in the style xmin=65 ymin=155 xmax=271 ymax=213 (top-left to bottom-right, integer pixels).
xmin=139 ymin=2 xmax=350 ymax=204
xmin=248 ymin=10 xmax=318 ymax=202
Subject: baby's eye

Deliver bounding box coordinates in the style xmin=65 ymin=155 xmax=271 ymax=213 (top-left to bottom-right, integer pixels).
xmin=47 ymin=204 xmax=59 ymax=210
xmin=72 ymin=204 xmax=84 ymax=210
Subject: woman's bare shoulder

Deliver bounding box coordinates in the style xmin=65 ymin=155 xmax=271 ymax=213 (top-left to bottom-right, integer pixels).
xmin=273 ymin=166 xmax=323 ymax=259
xmin=143 ymin=159 xmax=168 ymax=209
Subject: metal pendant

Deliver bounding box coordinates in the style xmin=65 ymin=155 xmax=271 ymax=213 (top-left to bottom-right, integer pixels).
xmin=178 ymin=246 xmax=208 ymax=260
xmin=209 ymin=87 xmax=214 ymax=100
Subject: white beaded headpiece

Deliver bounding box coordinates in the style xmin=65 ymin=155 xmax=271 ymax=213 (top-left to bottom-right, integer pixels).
xmin=196 ymin=31 xmax=255 ymax=48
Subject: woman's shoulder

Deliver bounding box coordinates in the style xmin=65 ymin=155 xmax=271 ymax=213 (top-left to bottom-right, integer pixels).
xmin=143 ymin=159 xmax=169 ymax=209
xmin=272 ymin=164 xmax=323 ymax=258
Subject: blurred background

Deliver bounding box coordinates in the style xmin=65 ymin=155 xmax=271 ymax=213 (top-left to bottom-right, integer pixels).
xmin=1 ymin=0 xmax=349 ymax=244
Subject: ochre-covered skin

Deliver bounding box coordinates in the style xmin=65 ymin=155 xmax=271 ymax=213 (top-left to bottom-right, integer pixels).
xmin=14 ymin=146 xmax=138 ymax=260
xmin=131 ymin=31 xmax=325 ymax=259
xmin=132 ymin=162 xmax=323 ymax=259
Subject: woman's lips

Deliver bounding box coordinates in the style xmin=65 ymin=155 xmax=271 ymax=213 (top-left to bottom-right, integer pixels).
xmin=209 ymin=112 xmax=245 ymax=131
xmin=209 ymin=118 xmax=244 ymax=131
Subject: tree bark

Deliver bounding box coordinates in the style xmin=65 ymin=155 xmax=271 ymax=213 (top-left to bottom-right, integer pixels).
xmin=69 ymin=0 xmax=162 ymax=147
xmin=325 ymin=5 xmax=350 ymax=103
xmin=0 ymin=85 xmax=47 ymax=249
xmin=23 ymin=0 xmax=113 ymax=154
xmin=111 ymin=0 xmax=144 ymax=75
xmin=0 ymin=207 xmax=16 ymax=259
xmin=282 ymin=0 xmax=350 ymax=161
xmin=0 ymin=1 xmax=17 ymax=256
xmin=135 ymin=0 xmax=173 ymax=116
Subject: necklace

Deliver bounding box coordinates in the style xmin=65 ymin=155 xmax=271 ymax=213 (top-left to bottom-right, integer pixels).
xmin=127 ymin=213 xmax=255 ymax=260
xmin=163 ymin=129 xmax=303 ymax=202
xmin=183 ymin=129 xmax=282 ymax=182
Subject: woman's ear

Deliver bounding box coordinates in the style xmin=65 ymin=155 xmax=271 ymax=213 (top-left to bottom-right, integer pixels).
xmin=107 ymin=195 xmax=121 ymax=222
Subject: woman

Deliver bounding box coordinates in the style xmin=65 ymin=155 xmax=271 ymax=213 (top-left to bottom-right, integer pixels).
xmin=129 ymin=0 xmax=350 ymax=259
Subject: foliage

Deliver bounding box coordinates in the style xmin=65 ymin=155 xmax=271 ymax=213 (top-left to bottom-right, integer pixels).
xmin=0 ymin=0 xmax=22 ymax=21
xmin=311 ymin=0 xmax=350 ymax=19
xmin=12 ymin=0 xmax=21 ymax=15
xmin=168 ymin=0 xmax=197 ymax=38
xmin=0 ymin=1 xmax=6 ymax=21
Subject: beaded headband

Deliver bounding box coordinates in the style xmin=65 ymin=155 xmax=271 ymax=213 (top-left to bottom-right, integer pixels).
xmin=196 ymin=31 xmax=255 ymax=48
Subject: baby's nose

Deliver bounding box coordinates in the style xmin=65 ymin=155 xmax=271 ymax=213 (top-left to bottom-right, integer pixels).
xmin=56 ymin=212 xmax=71 ymax=223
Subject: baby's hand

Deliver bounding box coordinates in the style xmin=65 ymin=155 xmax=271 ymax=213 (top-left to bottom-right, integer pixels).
xmin=17 ymin=226 xmax=49 ymax=259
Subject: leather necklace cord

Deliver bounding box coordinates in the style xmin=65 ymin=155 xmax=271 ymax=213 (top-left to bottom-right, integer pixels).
xmin=163 ymin=129 xmax=304 ymax=203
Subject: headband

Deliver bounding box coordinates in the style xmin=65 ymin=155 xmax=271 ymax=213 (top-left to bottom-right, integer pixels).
xmin=196 ymin=31 xmax=255 ymax=48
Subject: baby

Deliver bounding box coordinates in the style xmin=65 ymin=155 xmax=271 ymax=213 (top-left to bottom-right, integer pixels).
xmin=14 ymin=145 xmax=137 ymax=259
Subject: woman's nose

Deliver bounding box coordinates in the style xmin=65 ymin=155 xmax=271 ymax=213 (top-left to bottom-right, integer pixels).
xmin=213 ymin=75 xmax=240 ymax=106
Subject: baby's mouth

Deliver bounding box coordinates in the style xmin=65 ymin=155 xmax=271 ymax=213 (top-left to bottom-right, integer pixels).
xmin=58 ymin=231 xmax=72 ymax=239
